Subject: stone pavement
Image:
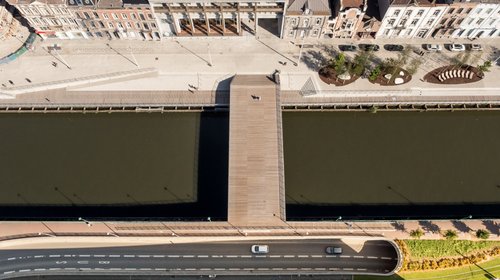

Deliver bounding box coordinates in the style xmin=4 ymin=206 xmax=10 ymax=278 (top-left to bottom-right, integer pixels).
xmin=0 ymin=220 xmax=497 ymax=244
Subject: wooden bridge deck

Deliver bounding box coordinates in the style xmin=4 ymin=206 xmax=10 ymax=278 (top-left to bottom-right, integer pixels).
xmin=227 ymin=75 xmax=286 ymax=227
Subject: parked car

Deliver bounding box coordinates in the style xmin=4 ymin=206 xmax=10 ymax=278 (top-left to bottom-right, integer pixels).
xmin=339 ymin=45 xmax=357 ymax=52
xmin=359 ymin=44 xmax=380 ymax=51
xmin=325 ymin=246 xmax=343 ymax=254
xmin=449 ymin=43 xmax=466 ymax=52
xmin=424 ymin=44 xmax=442 ymax=51
xmin=384 ymin=44 xmax=404 ymax=51
xmin=469 ymin=44 xmax=483 ymax=51
xmin=251 ymin=245 xmax=269 ymax=254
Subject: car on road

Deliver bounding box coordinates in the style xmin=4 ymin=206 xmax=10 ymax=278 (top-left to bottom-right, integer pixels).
xmin=325 ymin=246 xmax=343 ymax=254
xmin=251 ymin=245 xmax=269 ymax=254
xmin=384 ymin=44 xmax=404 ymax=51
xmin=448 ymin=43 xmax=466 ymax=52
xmin=339 ymin=44 xmax=357 ymax=52
xmin=469 ymin=44 xmax=483 ymax=51
xmin=424 ymin=44 xmax=442 ymax=51
xmin=359 ymin=44 xmax=380 ymax=51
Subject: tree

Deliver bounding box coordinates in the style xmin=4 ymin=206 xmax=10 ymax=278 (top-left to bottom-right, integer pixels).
xmin=410 ymin=229 xmax=424 ymax=239
xmin=477 ymin=60 xmax=492 ymax=74
xmin=334 ymin=53 xmax=347 ymax=75
xmin=476 ymin=229 xmax=490 ymax=239
xmin=352 ymin=50 xmax=371 ymax=76
xmin=368 ymin=66 xmax=382 ymax=82
xmin=443 ymin=229 xmax=458 ymax=240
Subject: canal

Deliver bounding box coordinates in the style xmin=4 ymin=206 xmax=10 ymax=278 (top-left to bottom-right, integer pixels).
xmin=0 ymin=111 xmax=498 ymax=220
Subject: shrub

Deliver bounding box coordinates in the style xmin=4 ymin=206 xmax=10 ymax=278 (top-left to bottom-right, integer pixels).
xmin=443 ymin=229 xmax=458 ymax=240
xmin=477 ymin=60 xmax=492 ymax=73
xmin=368 ymin=66 xmax=381 ymax=81
xmin=476 ymin=229 xmax=490 ymax=240
xmin=410 ymin=229 xmax=424 ymax=239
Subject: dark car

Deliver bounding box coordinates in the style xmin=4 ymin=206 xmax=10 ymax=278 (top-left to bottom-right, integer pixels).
xmin=359 ymin=44 xmax=380 ymax=51
xmin=339 ymin=45 xmax=357 ymax=52
xmin=325 ymin=246 xmax=343 ymax=254
xmin=384 ymin=44 xmax=404 ymax=51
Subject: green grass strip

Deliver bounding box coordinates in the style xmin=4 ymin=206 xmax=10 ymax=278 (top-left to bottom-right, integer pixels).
xmin=404 ymin=240 xmax=500 ymax=260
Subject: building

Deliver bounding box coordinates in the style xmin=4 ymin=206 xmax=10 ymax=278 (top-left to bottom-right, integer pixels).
xmin=149 ymin=0 xmax=287 ymax=38
xmin=282 ymin=0 xmax=332 ymax=40
xmin=429 ymin=0 xmax=477 ymax=39
xmin=0 ymin=0 xmax=16 ymax=40
xmin=68 ymin=0 xmax=160 ymax=40
xmin=376 ymin=0 xmax=447 ymax=39
xmin=332 ymin=0 xmax=367 ymax=39
xmin=7 ymin=0 xmax=83 ymax=39
xmin=355 ymin=0 xmax=381 ymax=38
xmin=454 ymin=0 xmax=499 ymax=39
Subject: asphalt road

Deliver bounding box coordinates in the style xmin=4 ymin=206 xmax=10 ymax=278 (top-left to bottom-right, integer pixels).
xmin=0 ymin=239 xmax=398 ymax=279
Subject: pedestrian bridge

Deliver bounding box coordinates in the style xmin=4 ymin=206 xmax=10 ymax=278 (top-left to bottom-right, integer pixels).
xmin=227 ymin=75 xmax=286 ymax=227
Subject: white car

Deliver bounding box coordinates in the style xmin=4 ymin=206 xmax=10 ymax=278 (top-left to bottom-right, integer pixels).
xmin=251 ymin=245 xmax=269 ymax=254
xmin=449 ymin=43 xmax=466 ymax=52
xmin=425 ymin=44 xmax=442 ymax=51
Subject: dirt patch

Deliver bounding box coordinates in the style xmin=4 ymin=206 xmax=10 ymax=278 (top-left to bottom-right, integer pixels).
xmin=369 ymin=67 xmax=412 ymax=86
xmin=318 ymin=66 xmax=361 ymax=86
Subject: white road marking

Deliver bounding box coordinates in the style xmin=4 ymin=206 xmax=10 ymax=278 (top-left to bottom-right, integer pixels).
xmin=286 ymin=268 xmax=297 ymax=270
xmin=284 ymin=255 xmax=294 ymax=258
xmin=99 ymin=261 xmax=110 ymax=264
xmin=200 ymin=268 xmax=211 ymax=271
xmin=19 ymin=269 xmax=31 ymax=272
xmin=357 ymin=268 xmax=367 ymax=271
xmin=257 ymin=268 xmax=269 ymax=270
xmin=314 ymin=268 xmax=326 ymax=270
xmin=64 ymin=255 xmax=72 ymax=257
xmin=80 ymin=268 xmax=91 ymax=271
xmin=381 ymin=257 xmax=392 ymax=260
xmin=124 ymin=268 xmax=136 ymax=271
xmin=124 ymin=255 xmax=135 ymax=258
xmin=79 ymin=255 xmax=90 ymax=257
xmin=301 ymin=268 xmax=312 ymax=271
xmin=3 ymin=271 xmax=15 ymax=274
xmin=34 ymin=269 xmax=46 ymax=271
xmin=343 ymin=268 xmax=354 ymax=271
xmin=139 ymin=268 xmax=152 ymax=271
xmin=182 ymin=255 xmax=194 ymax=258
xmin=109 ymin=255 xmax=120 ymax=258
xmin=110 ymin=268 xmax=121 ymax=270
xmin=94 ymin=268 xmax=104 ymax=270
xmin=64 ymin=268 xmax=76 ymax=270
xmin=211 ymin=255 xmax=222 ymax=258
xmin=367 ymin=256 xmax=378 ymax=259
xmin=49 ymin=255 xmax=60 ymax=258
xmin=7 ymin=258 xmax=15 ymax=261
xmin=228 ymin=268 xmax=240 ymax=271
xmin=214 ymin=268 xmax=225 ymax=271
xmin=325 ymin=255 xmax=338 ymax=258
xmin=155 ymin=268 xmax=167 ymax=271
xmin=255 ymin=255 xmax=267 ymax=258
xmin=298 ymin=255 xmax=308 ymax=258
xmin=55 ymin=261 xmax=67 ymax=264
xmin=197 ymin=255 xmax=209 ymax=258
xmin=272 ymin=268 xmax=283 ymax=270
xmin=93 ymin=255 xmax=105 ymax=258
xmin=49 ymin=268 xmax=61 ymax=270
xmin=77 ymin=261 xmax=89 ymax=264
xmin=185 ymin=268 xmax=196 ymax=271
xmin=353 ymin=256 xmax=364 ymax=258
xmin=226 ymin=255 xmax=237 ymax=258
xmin=34 ymin=256 xmax=44 ymax=258
xmin=269 ymin=255 xmax=281 ymax=258
xmin=153 ymin=255 xmax=165 ymax=258
xmin=138 ymin=255 xmax=150 ymax=258
xmin=340 ymin=255 xmax=350 ymax=258
xmin=168 ymin=255 xmax=180 ymax=258
xmin=311 ymin=255 xmax=323 ymax=258
xmin=240 ymin=255 xmax=252 ymax=258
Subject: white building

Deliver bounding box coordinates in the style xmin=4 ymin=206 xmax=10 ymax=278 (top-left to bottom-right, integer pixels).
xmin=376 ymin=0 xmax=446 ymax=39
xmin=454 ymin=0 xmax=499 ymax=38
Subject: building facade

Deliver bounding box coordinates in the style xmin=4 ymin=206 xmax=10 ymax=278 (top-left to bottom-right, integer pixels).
xmin=0 ymin=0 xmax=16 ymax=40
xmin=428 ymin=0 xmax=477 ymax=38
xmin=7 ymin=0 xmax=83 ymax=39
xmin=376 ymin=0 xmax=447 ymax=39
xmin=149 ymin=0 xmax=287 ymax=38
xmin=282 ymin=0 xmax=332 ymax=40
xmin=454 ymin=0 xmax=499 ymax=38
xmin=68 ymin=0 xmax=160 ymax=40
xmin=332 ymin=0 xmax=367 ymax=39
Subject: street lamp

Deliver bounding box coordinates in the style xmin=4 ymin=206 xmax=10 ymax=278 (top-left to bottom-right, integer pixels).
xmin=78 ymin=217 xmax=92 ymax=227
xmin=336 ymin=216 xmax=342 ymax=222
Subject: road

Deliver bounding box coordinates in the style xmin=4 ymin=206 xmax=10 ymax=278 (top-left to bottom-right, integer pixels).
xmin=0 ymin=239 xmax=399 ymax=279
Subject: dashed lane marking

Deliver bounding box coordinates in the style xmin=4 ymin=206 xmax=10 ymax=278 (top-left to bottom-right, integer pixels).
xmin=155 ymin=268 xmax=167 ymax=271
xmin=34 ymin=256 xmax=44 ymax=258
xmin=19 ymin=269 xmax=31 ymax=272
xmin=269 ymin=255 xmax=281 ymax=258
xmin=367 ymin=256 xmax=378 ymax=259
xmin=226 ymin=255 xmax=237 ymax=258
xmin=298 ymin=255 xmax=308 ymax=258
xmin=311 ymin=255 xmax=323 ymax=258
xmin=255 ymin=255 xmax=267 ymax=258
xmin=353 ymin=256 xmax=364 ymax=258
xmin=272 ymin=268 xmax=283 ymax=270
xmin=284 ymin=255 xmax=294 ymax=258
xmin=110 ymin=268 xmax=121 ymax=270
xmin=301 ymin=268 xmax=312 ymax=271
xmin=340 ymin=255 xmax=350 ymax=258
xmin=124 ymin=255 xmax=135 ymax=258
xmin=80 ymin=268 xmax=91 ymax=271
xmin=125 ymin=268 xmax=136 ymax=271
xmin=286 ymin=268 xmax=297 ymax=270
xmin=182 ymin=255 xmax=194 ymax=258
xmin=93 ymin=255 xmax=105 ymax=258
xmin=49 ymin=255 xmax=60 ymax=258
xmin=357 ymin=268 xmax=367 ymax=271
xmin=228 ymin=268 xmax=240 ymax=271
xmin=211 ymin=255 xmax=223 ymax=258
xmin=314 ymin=268 xmax=326 ymax=271
xmin=64 ymin=255 xmax=72 ymax=257
xmin=138 ymin=255 xmax=150 ymax=258
xmin=49 ymin=268 xmax=61 ymax=270
xmin=240 ymin=255 xmax=252 ymax=258
xmin=7 ymin=258 xmax=15 ymax=261
xmin=381 ymin=257 xmax=392 ymax=260
xmin=109 ymin=255 xmax=120 ymax=258
xmin=343 ymin=268 xmax=354 ymax=271
xmin=3 ymin=271 xmax=15 ymax=274
xmin=185 ymin=268 xmax=196 ymax=271
xmin=64 ymin=268 xmax=76 ymax=270
xmin=214 ymin=268 xmax=225 ymax=271
xmin=325 ymin=255 xmax=338 ymax=258
xmin=139 ymin=268 xmax=152 ymax=271
xmin=34 ymin=269 xmax=46 ymax=271
xmin=329 ymin=268 xmax=340 ymax=270
xmin=79 ymin=255 xmax=90 ymax=257
xmin=200 ymin=268 xmax=211 ymax=271
xmin=257 ymin=268 xmax=269 ymax=270
xmin=153 ymin=255 xmax=165 ymax=258
xmin=198 ymin=255 xmax=209 ymax=258
xmin=168 ymin=255 xmax=180 ymax=258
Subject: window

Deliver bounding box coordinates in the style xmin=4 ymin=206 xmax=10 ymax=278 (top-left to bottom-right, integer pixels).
xmin=121 ymin=13 xmax=127 ymax=19
xmin=53 ymin=8 xmax=60 ymax=14
xmin=126 ymin=22 xmax=132 ymax=28
xmin=136 ymin=22 xmax=141 ymax=29
xmin=388 ymin=19 xmax=395 ymax=26
xmin=489 ymin=19 xmax=495 ymax=26
xmin=440 ymin=18 xmax=446 ymax=25
xmin=448 ymin=8 xmax=454 ymax=14
xmin=476 ymin=8 xmax=482 ymax=14
xmin=147 ymin=13 xmax=153 ymax=19
xmin=384 ymin=29 xmax=390 ymax=35
xmin=288 ymin=30 xmax=294 ymax=36
xmin=417 ymin=9 xmax=424 ymax=16
xmin=99 ymin=21 xmax=104 ymax=28
xmin=108 ymin=22 xmax=114 ymax=28
xmin=315 ymin=18 xmax=322 ymax=25
xmin=84 ymin=12 xmax=90 ymax=19
xmin=416 ymin=29 xmax=426 ymax=38
xmin=457 ymin=18 xmax=463 ymax=25
xmin=93 ymin=12 xmax=99 ymax=18
xmin=426 ymin=19 xmax=433 ymax=26
xmin=399 ymin=18 xmax=407 ymax=26
xmin=139 ymin=13 xmax=146 ymax=20
xmin=433 ymin=10 xmax=440 ymax=16
xmin=476 ymin=18 xmax=484 ymax=25
xmin=411 ymin=19 xmax=418 ymax=26
xmin=312 ymin=29 xmax=319 ymax=36
xmin=457 ymin=8 xmax=463 ymax=14
xmin=151 ymin=22 xmax=156 ymax=28
xmin=103 ymin=13 xmax=109 ymax=19
xmin=466 ymin=8 xmax=472 ymax=14
xmin=117 ymin=22 xmax=123 ymax=28
xmin=393 ymin=9 xmax=400 ymax=17
xmin=486 ymin=8 xmax=493 ymax=14
xmin=303 ymin=18 xmax=309 ymax=27
xmin=131 ymin=13 xmax=137 ymax=20
xmin=405 ymin=10 xmax=412 ymax=16
xmin=112 ymin=13 xmax=118 ymax=19
xmin=90 ymin=21 xmax=96 ymax=27
xmin=467 ymin=18 xmax=473 ymax=25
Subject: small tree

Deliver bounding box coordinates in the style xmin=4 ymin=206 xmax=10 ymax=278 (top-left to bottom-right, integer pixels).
xmin=443 ymin=229 xmax=458 ymax=240
xmin=334 ymin=53 xmax=347 ymax=75
xmin=476 ymin=229 xmax=490 ymax=239
xmin=410 ymin=229 xmax=424 ymax=239
xmin=477 ymin=60 xmax=492 ymax=73
xmin=368 ymin=66 xmax=382 ymax=81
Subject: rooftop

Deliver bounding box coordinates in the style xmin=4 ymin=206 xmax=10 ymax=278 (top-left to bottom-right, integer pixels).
xmin=287 ymin=0 xmax=331 ymax=15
